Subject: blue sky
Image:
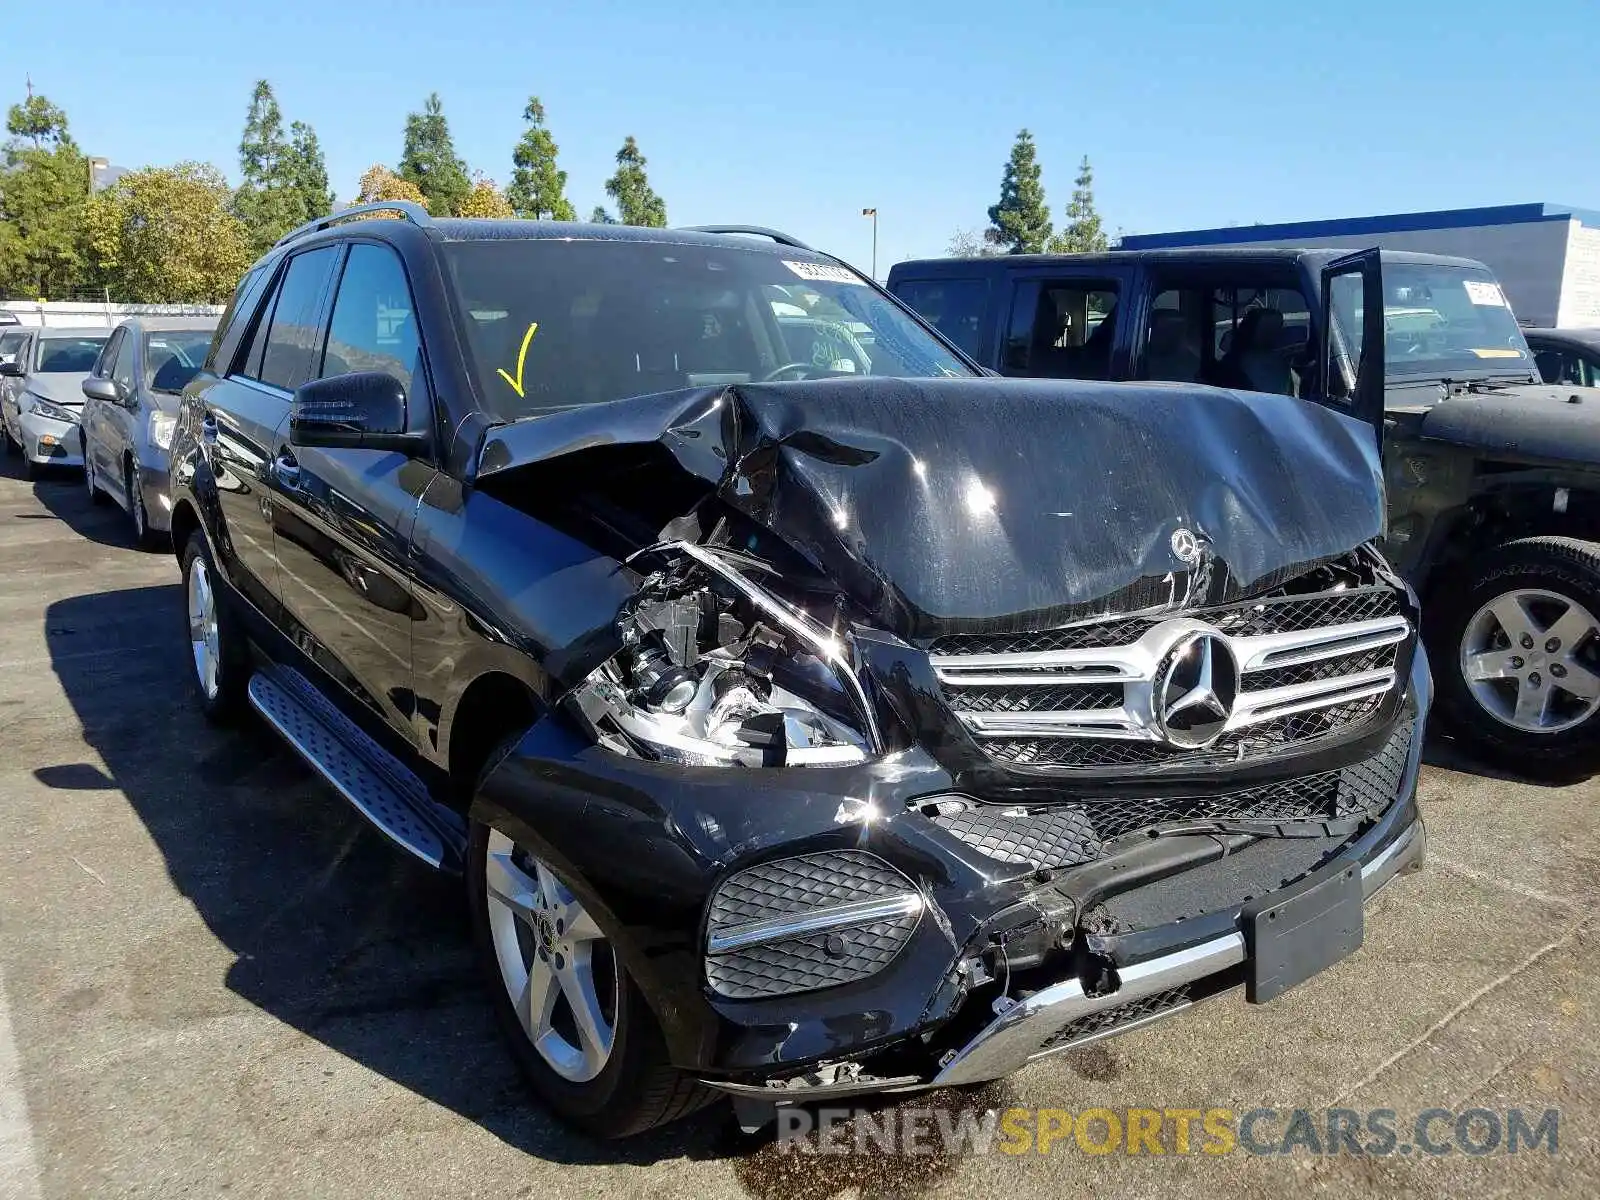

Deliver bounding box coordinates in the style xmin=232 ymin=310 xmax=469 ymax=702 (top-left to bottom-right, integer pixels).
xmin=5 ymin=0 xmax=1595 ymax=275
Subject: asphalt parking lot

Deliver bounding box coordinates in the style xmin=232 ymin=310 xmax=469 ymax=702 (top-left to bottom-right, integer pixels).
xmin=0 ymin=456 xmax=1596 ymax=1200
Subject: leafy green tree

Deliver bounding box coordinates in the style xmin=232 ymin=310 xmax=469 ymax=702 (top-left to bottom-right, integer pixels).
xmin=234 ymin=81 xmax=298 ymax=254
xmin=0 ymin=93 xmax=89 ymax=298
xmin=7 ymin=95 xmax=72 ymax=150
xmin=82 ymin=163 xmax=252 ymax=303
xmin=399 ymin=93 xmax=471 ymax=216
xmin=235 ymin=82 xmax=334 ymax=254
xmin=1051 ymin=156 xmax=1108 ymax=254
xmin=507 ymin=96 xmax=576 ymax=220
xmin=589 ymin=205 xmax=616 ymax=224
xmin=604 ymin=136 xmax=666 ymax=227
xmin=986 ymin=129 xmax=1052 ymax=254
xmin=287 ymin=120 xmax=335 ymax=217
xmin=457 ymin=177 xmax=515 ymax=218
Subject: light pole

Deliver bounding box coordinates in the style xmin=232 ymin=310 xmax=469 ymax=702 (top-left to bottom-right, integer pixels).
xmin=862 ymin=208 xmax=878 ymax=281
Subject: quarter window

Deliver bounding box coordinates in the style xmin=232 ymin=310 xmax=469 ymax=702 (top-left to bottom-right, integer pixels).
xmin=252 ymin=247 xmax=338 ymax=391
xmin=320 ymin=244 xmax=423 ymax=400
xmin=210 ymin=266 xmax=270 ymax=374
xmin=93 ymin=329 xmax=125 ymax=380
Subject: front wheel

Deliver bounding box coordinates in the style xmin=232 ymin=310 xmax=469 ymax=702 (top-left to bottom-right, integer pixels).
xmin=85 ymin=449 xmax=107 ymax=505
xmin=126 ymin=462 xmax=160 ymax=548
xmin=466 ymin=821 xmax=715 ymax=1138
xmin=1431 ymin=536 xmax=1600 ymax=776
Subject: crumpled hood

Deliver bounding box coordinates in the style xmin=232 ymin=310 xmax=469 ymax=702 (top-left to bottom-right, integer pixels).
xmin=26 ymin=373 xmax=90 ymax=407
xmin=479 ymin=377 xmax=1385 ymax=639
xmin=1418 ymin=383 xmax=1600 ymax=464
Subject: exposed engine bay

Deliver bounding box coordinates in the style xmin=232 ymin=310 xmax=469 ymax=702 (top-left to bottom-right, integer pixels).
xmin=567 ymin=540 xmax=877 ymax=767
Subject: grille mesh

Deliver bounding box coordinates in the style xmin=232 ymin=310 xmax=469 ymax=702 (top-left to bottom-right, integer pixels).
xmin=933 ymin=718 xmax=1415 ymax=868
xmin=1035 ymin=986 xmax=1193 ymax=1054
xmin=704 ymin=851 xmax=922 ymax=1000
xmin=949 ymin=683 xmax=1123 ymax=714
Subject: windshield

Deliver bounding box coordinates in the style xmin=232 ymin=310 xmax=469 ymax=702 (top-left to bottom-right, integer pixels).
xmin=145 ymin=330 xmax=215 ymax=394
xmin=36 ymin=335 xmax=109 ymax=374
xmin=443 ymin=239 xmax=972 ymax=417
xmin=1331 ymin=263 xmax=1535 ymax=379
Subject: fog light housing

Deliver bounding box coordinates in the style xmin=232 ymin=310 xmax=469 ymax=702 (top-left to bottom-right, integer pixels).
xmin=704 ymin=851 xmax=923 ymax=999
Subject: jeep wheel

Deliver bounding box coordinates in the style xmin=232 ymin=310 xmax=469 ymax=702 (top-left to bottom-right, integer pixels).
xmin=467 ymin=821 xmax=715 ymax=1138
xmin=1433 ymin=537 xmax=1600 ymax=776
xmin=180 ymin=530 xmax=247 ymax=723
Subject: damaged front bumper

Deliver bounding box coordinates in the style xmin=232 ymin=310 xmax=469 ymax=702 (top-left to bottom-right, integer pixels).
xmin=474 ymin=643 xmax=1431 ymax=1104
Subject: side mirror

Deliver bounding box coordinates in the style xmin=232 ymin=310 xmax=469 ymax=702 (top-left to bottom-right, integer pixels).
xmin=81 ymin=376 xmax=120 ymax=403
xmin=289 ymin=371 xmax=427 ymax=454
xmin=0 ymin=361 xmax=24 ymax=378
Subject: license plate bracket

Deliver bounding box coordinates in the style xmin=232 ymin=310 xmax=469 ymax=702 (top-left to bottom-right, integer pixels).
xmin=1242 ymin=860 xmax=1363 ymax=1003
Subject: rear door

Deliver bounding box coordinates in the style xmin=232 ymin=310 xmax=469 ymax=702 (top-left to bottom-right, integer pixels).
xmin=997 ymin=263 xmax=1138 ymax=380
xmin=1317 ymin=249 xmax=1386 ymax=443
xmin=82 ymin=328 xmax=124 ymax=482
xmin=270 ymin=240 xmax=434 ymax=744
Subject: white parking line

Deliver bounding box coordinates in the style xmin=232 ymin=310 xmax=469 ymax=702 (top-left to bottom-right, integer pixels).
xmin=0 ymin=970 xmax=42 ymax=1200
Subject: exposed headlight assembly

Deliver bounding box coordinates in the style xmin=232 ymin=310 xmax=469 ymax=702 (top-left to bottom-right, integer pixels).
xmin=26 ymin=394 xmax=78 ymax=424
xmin=569 ymin=541 xmax=880 ymax=767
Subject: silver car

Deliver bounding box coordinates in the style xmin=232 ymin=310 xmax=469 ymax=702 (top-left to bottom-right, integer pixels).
xmin=81 ymin=319 xmax=218 ymax=546
xmin=0 ymin=327 xmax=110 ymax=480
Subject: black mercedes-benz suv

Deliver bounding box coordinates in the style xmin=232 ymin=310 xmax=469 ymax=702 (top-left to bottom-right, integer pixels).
xmin=170 ymin=205 xmax=1428 ymax=1138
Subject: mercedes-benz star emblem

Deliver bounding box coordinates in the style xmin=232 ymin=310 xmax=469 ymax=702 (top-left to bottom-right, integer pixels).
xmin=1170 ymin=527 xmax=1202 ymax=566
xmin=1157 ymin=631 xmax=1239 ymax=748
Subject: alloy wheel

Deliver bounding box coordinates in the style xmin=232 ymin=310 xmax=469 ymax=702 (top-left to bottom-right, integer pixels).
xmin=1460 ymin=586 xmax=1600 ymax=733
xmin=187 ymin=557 xmax=221 ymax=701
xmin=483 ymin=830 xmax=617 ymax=1083
xmin=128 ymin=467 xmax=147 ymax=540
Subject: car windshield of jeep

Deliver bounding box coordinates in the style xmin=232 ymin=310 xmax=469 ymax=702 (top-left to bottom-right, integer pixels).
xmin=444 ymin=238 xmax=973 ymax=418
xmin=1330 ymin=262 xmax=1536 ymax=380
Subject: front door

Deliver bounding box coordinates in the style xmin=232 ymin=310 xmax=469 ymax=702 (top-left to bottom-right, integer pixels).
xmin=270 ymin=241 xmax=433 ymax=745
xmin=1317 ymin=249 xmax=1387 ymax=445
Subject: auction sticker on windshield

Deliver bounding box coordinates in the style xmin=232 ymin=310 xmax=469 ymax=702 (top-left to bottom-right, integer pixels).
xmin=783 ymin=261 xmax=866 ymax=285
xmin=1463 ymin=280 xmax=1507 ymax=306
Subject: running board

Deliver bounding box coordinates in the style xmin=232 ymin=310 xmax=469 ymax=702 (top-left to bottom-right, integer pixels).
xmin=247 ymin=669 xmax=463 ymax=870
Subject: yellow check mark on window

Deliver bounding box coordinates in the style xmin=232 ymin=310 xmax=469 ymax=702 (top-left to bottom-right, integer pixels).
xmin=496 ymin=322 xmax=539 ymax=398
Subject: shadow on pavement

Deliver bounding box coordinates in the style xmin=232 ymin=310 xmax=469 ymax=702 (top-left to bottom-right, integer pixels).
xmin=43 ymin=581 xmax=746 ymax=1169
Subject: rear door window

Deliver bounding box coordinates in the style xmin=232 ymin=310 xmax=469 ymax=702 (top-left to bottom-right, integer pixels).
xmin=1003 ymin=279 xmax=1120 ymax=378
xmin=1139 ymin=278 xmax=1311 ymax=397
xmin=891 ymin=278 xmax=988 ymax=357
xmin=249 ymin=247 xmax=339 ymax=391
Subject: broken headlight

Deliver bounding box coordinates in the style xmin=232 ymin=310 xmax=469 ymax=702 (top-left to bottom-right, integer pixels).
xmin=569 ymin=542 xmax=880 ymax=767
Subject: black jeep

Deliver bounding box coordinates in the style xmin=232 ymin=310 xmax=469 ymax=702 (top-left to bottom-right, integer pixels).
xmin=171 ymin=207 xmax=1426 ymax=1137
xmin=891 ymin=248 xmax=1600 ymax=774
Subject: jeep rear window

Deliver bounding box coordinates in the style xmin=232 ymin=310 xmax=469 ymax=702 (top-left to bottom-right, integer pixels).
xmin=443 ymin=239 xmax=973 ymax=417
xmin=1329 ymin=263 xmax=1535 ymax=378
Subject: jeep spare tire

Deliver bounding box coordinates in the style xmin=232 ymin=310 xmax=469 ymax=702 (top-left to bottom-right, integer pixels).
xmin=1434 ymin=536 xmax=1600 ymax=776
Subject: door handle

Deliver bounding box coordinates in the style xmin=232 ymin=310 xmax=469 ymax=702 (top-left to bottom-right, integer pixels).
xmin=272 ymin=451 xmax=301 ymax=489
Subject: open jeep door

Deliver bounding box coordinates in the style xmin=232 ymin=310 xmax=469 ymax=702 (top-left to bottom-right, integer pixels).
xmin=1317 ymin=248 xmax=1386 ymax=445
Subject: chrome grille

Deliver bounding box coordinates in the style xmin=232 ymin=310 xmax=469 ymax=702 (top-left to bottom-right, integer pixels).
xmin=931 ymin=585 xmax=1409 ymax=770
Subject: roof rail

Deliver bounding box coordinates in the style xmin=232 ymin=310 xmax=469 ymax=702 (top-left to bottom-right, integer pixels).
xmin=272 ymin=200 xmax=434 ymax=251
xmin=679 ymin=225 xmax=814 ymax=251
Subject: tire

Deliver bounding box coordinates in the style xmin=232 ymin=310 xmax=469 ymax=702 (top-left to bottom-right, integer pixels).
xmin=179 ymin=530 xmax=248 ymax=723
xmin=1429 ymin=536 xmax=1600 ymax=777
xmin=466 ymin=818 xmax=716 ymax=1138
xmin=20 ymin=453 xmax=37 ymax=482
xmin=125 ymin=460 xmax=160 ymax=549
xmin=84 ymin=449 xmax=107 ymax=505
